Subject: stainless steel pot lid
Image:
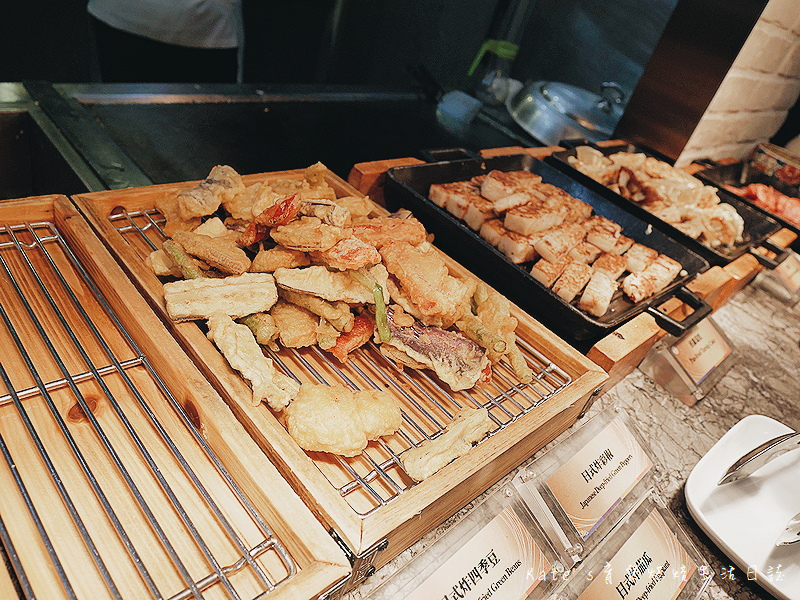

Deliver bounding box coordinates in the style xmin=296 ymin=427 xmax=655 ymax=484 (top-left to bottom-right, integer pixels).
xmin=507 ymin=80 xmax=626 ymax=144
xmin=536 ymin=80 xmax=624 ymax=133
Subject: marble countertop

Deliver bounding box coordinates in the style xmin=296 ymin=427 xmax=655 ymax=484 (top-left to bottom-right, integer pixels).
xmin=344 ymin=276 xmax=800 ymax=600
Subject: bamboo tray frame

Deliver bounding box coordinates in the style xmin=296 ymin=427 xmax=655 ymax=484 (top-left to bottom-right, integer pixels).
xmin=0 ymin=195 xmax=349 ymax=600
xmin=72 ymin=169 xmax=608 ymax=575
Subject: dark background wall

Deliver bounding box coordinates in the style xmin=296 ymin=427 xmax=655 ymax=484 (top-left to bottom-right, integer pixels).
xmin=2 ymin=0 xmax=673 ymax=100
xmin=2 ymin=1 xmax=501 ymax=91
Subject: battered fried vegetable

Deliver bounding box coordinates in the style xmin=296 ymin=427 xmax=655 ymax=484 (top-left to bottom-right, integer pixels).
xmin=207 ymin=314 xmax=299 ymax=410
xmin=162 ymin=239 xmax=204 ymax=280
xmin=278 ymin=288 xmax=354 ymax=332
xmin=239 ymin=312 xmax=279 ymax=347
xmin=171 ymin=230 xmax=251 ymax=275
xmin=402 ymin=408 xmax=495 ymax=481
xmin=284 ymin=383 xmax=402 ymax=456
xmin=163 ymin=272 xmax=278 ymax=321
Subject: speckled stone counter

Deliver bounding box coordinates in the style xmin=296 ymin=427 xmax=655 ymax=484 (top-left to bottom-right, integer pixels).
xmin=344 ymin=279 xmax=800 ymax=600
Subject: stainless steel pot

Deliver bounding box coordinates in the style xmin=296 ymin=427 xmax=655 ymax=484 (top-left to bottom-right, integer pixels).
xmin=507 ymin=80 xmax=625 ymax=146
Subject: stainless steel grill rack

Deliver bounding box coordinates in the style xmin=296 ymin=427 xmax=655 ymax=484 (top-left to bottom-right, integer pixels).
xmin=108 ymin=208 xmax=573 ymax=517
xmin=0 ymin=218 xmax=297 ymax=600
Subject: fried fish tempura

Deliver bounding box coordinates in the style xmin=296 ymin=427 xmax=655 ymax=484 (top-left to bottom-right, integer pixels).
xmin=402 ymin=408 xmax=495 ymax=481
xmin=163 ymin=272 xmax=278 ymax=321
xmin=206 ymin=314 xmax=299 ymax=410
xmin=285 ymin=383 xmax=402 ymax=456
xmin=380 ymin=241 xmax=474 ymax=329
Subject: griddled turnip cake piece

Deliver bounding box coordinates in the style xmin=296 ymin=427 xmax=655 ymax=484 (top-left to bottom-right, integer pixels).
xmin=623 ymin=243 xmax=659 ymax=272
xmin=592 ymin=252 xmax=628 ymax=280
xmin=428 ymin=179 xmax=481 ymax=209
xmin=610 ymin=234 xmax=634 ymax=255
xmin=621 ymin=254 xmax=682 ymax=302
xmin=530 ymin=256 xmax=570 ymax=286
xmin=497 ymin=230 xmax=540 ymax=264
xmin=568 ymin=241 xmax=603 ymax=264
xmin=480 ymin=169 xmax=542 ymax=202
xmin=479 ymin=218 xmax=507 ymax=247
xmin=533 ymin=222 xmax=586 ymax=263
xmin=463 ymin=194 xmax=497 ymax=230
xmin=552 ymin=262 xmax=593 ymax=302
xmin=584 ymin=215 xmax=623 ymax=252
xmin=504 ymin=203 xmax=569 ymax=236
xmin=579 ymin=271 xmax=618 ymax=317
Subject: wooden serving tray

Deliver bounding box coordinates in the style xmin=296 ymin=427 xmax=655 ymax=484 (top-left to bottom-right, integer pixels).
xmin=72 ymin=169 xmax=608 ymax=580
xmin=0 ymin=195 xmax=349 ymax=600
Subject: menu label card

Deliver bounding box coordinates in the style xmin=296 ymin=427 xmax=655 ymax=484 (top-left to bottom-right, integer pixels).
xmin=545 ymin=416 xmax=652 ymax=539
xmin=774 ymin=252 xmax=800 ymax=294
xmin=576 ymin=508 xmax=697 ymax=600
xmin=670 ymin=319 xmax=731 ymax=385
xmin=406 ymin=504 xmax=552 ymax=600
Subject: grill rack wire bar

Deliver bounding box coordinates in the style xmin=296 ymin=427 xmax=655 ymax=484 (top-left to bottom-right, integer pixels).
xmin=107 ymin=208 xmax=573 ymax=517
xmin=0 ymin=219 xmax=296 ymax=600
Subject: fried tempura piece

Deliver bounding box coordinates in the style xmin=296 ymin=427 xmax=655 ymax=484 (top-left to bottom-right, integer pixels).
xmin=270 ymin=216 xmax=350 ymax=252
xmin=206 ymin=314 xmax=298 ymax=410
xmin=278 ymin=288 xmax=354 ymax=332
xmin=270 ymin=300 xmax=318 ymax=348
xmin=284 ymin=383 xmax=402 ymax=456
xmin=300 ymin=198 xmax=351 ymax=227
xmin=161 ymin=239 xmax=206 ymax=279
xmin=250 ymin=245 xmax=311 ymax=272
xmin=380 ymin=241 xmax=474 ymax=329
xmin=329 ymin=313 xmax=374 ymax=362
xmin=458 ymin=282 xmax=532 ymax=383
xmin=274 ymin=264 xmax=389 ymax=304
xmin=309 ymin=236 xmax=381 ymax=271
xmin=239 ymin=312 xmax=279 ymax=347
xmin=171 ymin=230 xmax=251 ymax=275
xmin=146 ymin=248 xmax=182 ymax=277
xmin=179 ymin=165 xmax=245 ymax=221
xmin=351 ymin=216 xmax=427 ymax=249
xmin=402 ymin=408 xmax=495 ymax=481
xmin=163 ymin=272 xmax=278 ymax=321
xmin=336 ymin=195 xmax=375 ymax=221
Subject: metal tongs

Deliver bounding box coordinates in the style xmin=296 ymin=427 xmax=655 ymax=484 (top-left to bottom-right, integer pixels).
xmin=718 ymin=430 xmax=800 ymax=545
xmin=718 ymin=430 xmax=800 ymax=485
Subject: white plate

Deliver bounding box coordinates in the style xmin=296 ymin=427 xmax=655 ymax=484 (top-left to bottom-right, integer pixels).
xmin=685 ymin=414 xmax=800 ymax=600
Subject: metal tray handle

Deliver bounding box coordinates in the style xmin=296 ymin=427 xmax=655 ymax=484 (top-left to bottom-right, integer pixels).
xmin=646 ymin=285 xmax=713 ymax=337
xmin=749 ymin=237 xmax=791 ymax=269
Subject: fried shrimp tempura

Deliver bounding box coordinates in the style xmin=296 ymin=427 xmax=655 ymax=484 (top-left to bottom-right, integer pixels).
xmin=285 ymin=383 xmax=402 ymax=456
xmin=206 ymin=314 xmax=298 ymax=410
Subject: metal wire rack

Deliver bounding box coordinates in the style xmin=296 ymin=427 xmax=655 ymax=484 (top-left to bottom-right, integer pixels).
xmin=108 ymin=207 xmax=574 ymax=518
xmin=0 ymin=218 xmax=296 ymax=600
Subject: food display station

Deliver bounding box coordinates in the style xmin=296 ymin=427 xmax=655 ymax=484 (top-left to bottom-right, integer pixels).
xmin=1 ymin=80 xmax=799 ymax=600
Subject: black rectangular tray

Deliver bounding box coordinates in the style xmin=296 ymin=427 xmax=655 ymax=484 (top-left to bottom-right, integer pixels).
xmin=694 ymin=160 xmax=800 ymax=252
xmin=384 ymin=153 xmax=711 ymax=347
xmin=547 ymin=142 xmax=785 ymax=268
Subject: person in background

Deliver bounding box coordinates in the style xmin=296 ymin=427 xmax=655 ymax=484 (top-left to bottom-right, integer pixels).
xmin=87 ymin=0 xmax=243 ymax=83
